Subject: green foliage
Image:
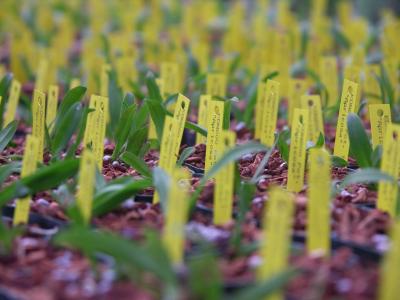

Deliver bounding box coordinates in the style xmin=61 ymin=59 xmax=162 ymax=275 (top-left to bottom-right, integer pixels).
xmin=0 ymin=220 xmax=22 ymax=255
xmin=152 ymin=167 xmax=170 ymax=211
xmin=121 ymin=151 xmax=152 ymax=178
xmin=338 ymin=168 xmax=394 ymax=191
xmin=347 ymin=113 xmax=373 ymax=168
xmin=0 ymin=161 xmax=21 ymax=186
xmin=177 ymin=146 xmax=195 ymax=166
xmin=0 ymin=158 xmax=80 ymax=207
xmin=0 ymin=73 xmax=13 ymax=128
xmin=0 ymin=120 xmax=18 ymax=152
xmin=277 ymin=129 xmax=290 ymax=163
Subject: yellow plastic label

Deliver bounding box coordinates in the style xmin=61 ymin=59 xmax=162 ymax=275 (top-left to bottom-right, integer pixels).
xmin=214 ymin=130 xmax=236 ymax=225
xmin=163 ymin=168 xmax=191 ymax=265
xmin=35 ymin=59 xmax=49 ymax=92
xmin=205 ymin=100 xmax=224 ymax=172
xmin=333 ymin=79 xmax=358 ymax=161
xmin=287 ymin=108 xmax=308 ymax=192
xmin=32 ymin=89 xmax=46 ymax=162
xmin=13 ymin=135 xmax=39 ymax=225
xmin=258 ymin=187 xmax=294 ymax=300
xmin=69 ymin=78 xmax=81 ymax=89
xmin=46 ymin=85 xmax=59 ymax=128
xmin=260 ymin=80 xmax=280 ymax=147
xmin=100 ymin=64 xmax=111 ymax=97
xmin=161 ymin=62 xmax=180 ymax=96
xmin=307 ymin=148 xmax=331 ymax=256
xmin=206 ymin=73 xmax=226 ymax=98
xmin=196 ymin=94 xmax=211 ymax=145
xmin=76 ymin=150 xmax=96 ymax=224
xmin=171 ymin=94 xmax=190 ymax=158
xmin=320 ymin=56 xmax=339 ymax=107
xmin=288 ymin=79 xmax=307 ymax=126
xmin=377 ymin=124 xmax=400 ymax=216
xmin=379 ymin=221 xmax=400 ymax=300
xmin=254 ymin=81 xmax=266 ymax=140
xmin=364 ymin=65 xmax=380 ymax=105
xmin=301 ymin=95 xmax=324 ymax=143
xmin=158 ymin=116 xmax=176 ymax=174
xmin=369 ymin=104 xmax=391 ymax=149
xmin=3 ymin=80 xmax=21 ymax=128
xmin=83 ymin=95 xmax=108 ymax=170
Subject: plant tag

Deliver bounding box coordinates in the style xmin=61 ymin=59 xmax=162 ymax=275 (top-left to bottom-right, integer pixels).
xmin=214 ymin=130 xmax=236 ymax=225
xmin=163 ymin=168 xmax=191 ymax=265
xmin=319 ymin=56 xmax=338 ymax=107
xmin=161 ymin=62 xmax=180 ymax=96
xmin=333 ymin=79 xmax=358 ymax=160
xmin=301 ymin=95 xmax=324 ymax=143
xmin=260 ymin=79 xmax=280 ymax=147
xmin=258 ymin=187 xmax=294 ymax=299
xmin=76 ymin=150 xmax=96 ymax=224
xmin=46 ymin=85 xmax=59 ymax=128
xmin=69 ymin=78 xmax=81 ymax=89
xmin=379 ymin=221 xmax=400 ymax=300
xmin=307 ymin=147 xmax=331 ymax=255
xmin=171 ymin=94 xmax=190 ymax=158
xmin=254 ymin=81 xmax=266 ymax=140
xmin=32 ymin=89 xmax=46 ymax=162
xmin=100 ymin=64 xmax=111 ymax=97
xmin=287 ymin=108 xmax=308 ymax=192
xmin=377 ymin=124 xmax=400 ymax=216
xmin=206 ymin=73 xmax=226 ymax=98
xmin=35 ymin=59 xmax=49 ymax=91
xmin=369 ymin=104 xmax=391 ymax=149
xmin=13 ymin=135 xmax=39 ymax=225
xmin=3 ymin=79 xmax=21 ymax=128
xmin=196 ymin=94 xmax=211 ymax=145
xmin=83 ymin=95 xmax=108 ymax=170
xmin=205 ymin=100 xmax=224 ymax=172
xmin=288 ymin=79 xmax=307 ymax=126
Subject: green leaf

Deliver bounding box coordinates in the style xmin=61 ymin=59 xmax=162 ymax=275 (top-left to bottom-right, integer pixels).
xmin=0 ymin=161 xmax=21 ymax=186
xmin=145 ymin=73 xmax=166 ymax=140
xmin=0 ymin=120 xmax=17 ymax=152
xmin=243 ymin=74 xmax=260 ymax=128
xmin=112 ymin=96 xmax=137 ymax=160
xmin=339 ymin=168 xmax=394 ymax=190
xmin=371 ymin=145 xmax=382 ymax=168
xmin=0 ymin=220 xmax=22 ymax=255
xmin=177 ymin=146 xmax=195 ymax=166
xmin=92 ymin=178 xmax=152 ymax=216
xmin=121 ymin=151 xmax=151 ymax=178
xmin=331 ymin=155 xmax=348 ymax=167
xmin=152 ymin=167 xmax=170 ymax=211
xmin=228 ymin=269 xmax=299 ymax=300
xmin=51 ymin=102 xmax=83 ymax=157
xmin=126 ymin=127 xmax=148 ymax=155
xmin=250 ymin=144 xmax=275 ymax=183
xmin=0 ymin=159 xmax=80 ymax=207
xmin=347 ymin=113 xmax=372 ymax=168
xmin=185 ymin=121 xmax=207 ymax=136
xmin=0 ymin=73 xmax=13 ymax=127
xmin=65 ymin=107 xmax=93 ymax=159
xmin=223 ymin=99 xmax=231 ymax=130
xmin=277 ymin=129 xmax=290 ymax=163
xmin=55 ymin=86 xmax=86 ymax=129
xmin=54 ymin=226 xmax=176 ymax=284
xmin=107 ymin=69 xmax=124 ymax=137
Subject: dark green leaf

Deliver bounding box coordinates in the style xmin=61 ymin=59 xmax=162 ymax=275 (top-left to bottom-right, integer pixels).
xmin=126 ymin=127 xmax=148 ymax=155
xmin=185 ymin=121 xmax=207 ymax=137
xmin=121 ymin=151 xmax=151 ymax=178
xmin=0 ymin=159 xmax=80 ymax=207
xmin=177 ymin=147 xmax=195 ymax=166
xmin=55 ymin=86 xmax=86 ymax=125
xmin=347 ymin=113 xmax=372 ymax=168
xmin=0 ymin=73 xmax=13 ymax=127
xmin=0 ymin=120 xmax=17 ymax=152
xmin=0 ymin=161 xmax=21 ymax=186
xmin=339 ymin=168 xmax=394 ymax=190
xmin=331 ymin=155 xmax=348 ymax=167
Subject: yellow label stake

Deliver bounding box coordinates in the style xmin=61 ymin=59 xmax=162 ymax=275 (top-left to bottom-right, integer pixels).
xmin=288 ymin=79 xmax=307 ymax=126
xmin=301 ymin=95 xmax=324 ymax=143
xmin=307 ymin=148 xmax=331 ymax=256
xmin=76 ymin=150 xmax=96 ymax=224
xmin=258 ymin=187 xmax=294 ymax=300
xmin=333 ymin=79 xmax=358 ymax=161
xmin=320 ymin=56 xmax=339 ymax=107
xmin=205 ymin=100 xmax=224 ymax=172
xmin=32 ymin=89 xmax=46 ymax=162
xmin=46 ymin=85 xmax=59 ymax=128
xmin=196 ymin=94 xmax=211 ymax=144
xmin=287 ymin=108 xmax=308 ymax=193
xmin=171 ymin=94 xmax=190 ymax=158
xmin=260 ymin=80 xmax=280 ymax=147
xmin=206 ymin=73 xmax=226 ymax=98
xmin=83 ymin=95 xmax=108 ymax=170
xmin=163 ymin=168 xmax=191 ymax=265
xmin=3 ymin=79 xmax=21 ymax=128
xmin=161 ymin=62 xmax=180 ymax=96
xmin=214 ymin=130 xmax=236 ymax=225
xmin=255 ymin=81 xmax=266 ymax=140
xmin=377 ymin=124 xmax=400 ymax=216
xmin=369 ymin=104 xmax=391 ymax=149
xmin=13 ymin=135 xmax=39 ymax=225
xmin=379 ymin=221 xmax=400 ymax=300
